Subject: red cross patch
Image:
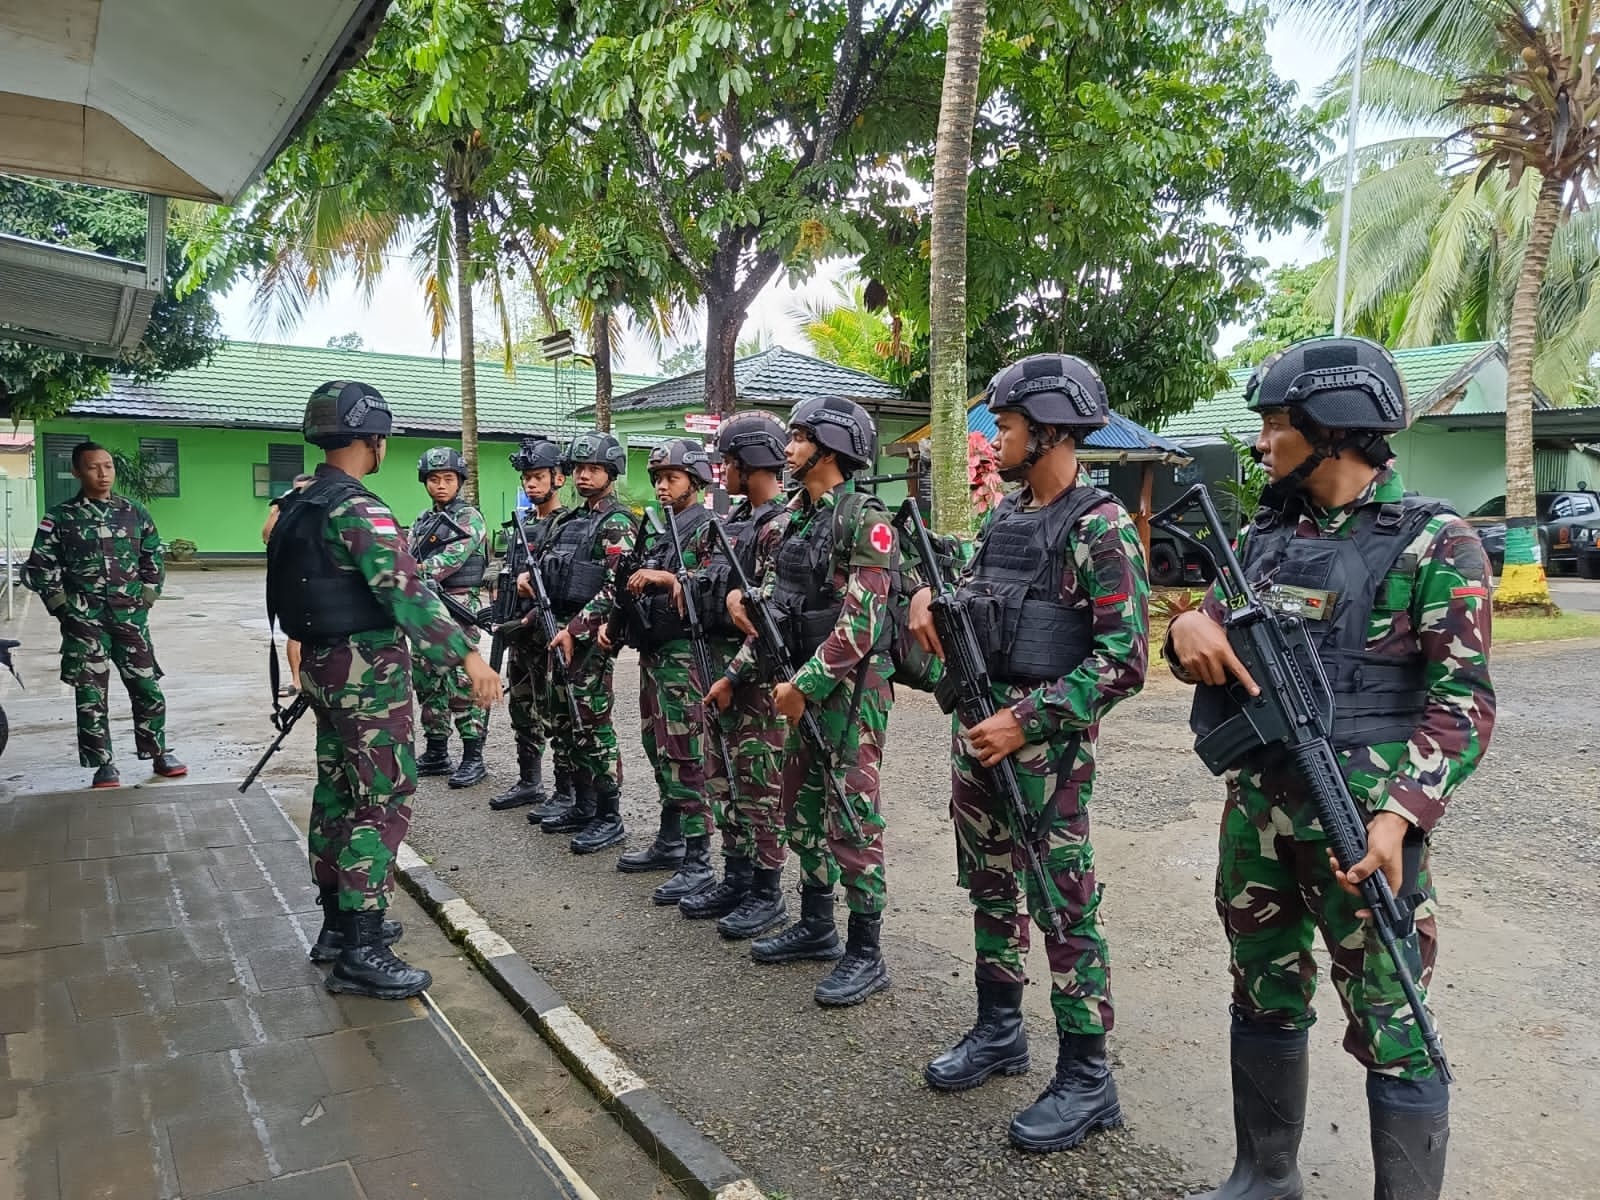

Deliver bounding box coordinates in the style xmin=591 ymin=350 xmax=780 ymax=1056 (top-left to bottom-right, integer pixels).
xmin=868 ymin=523 xmax=894 ymax=554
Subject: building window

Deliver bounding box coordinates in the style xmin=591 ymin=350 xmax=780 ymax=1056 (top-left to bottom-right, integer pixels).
xmin=257 ymin=443 xmax=305 ymax=499
xmin=1085 ymin=466 xmax=1110 ymax=487
xmin=139 ymin=438 xmax=180 ymax=497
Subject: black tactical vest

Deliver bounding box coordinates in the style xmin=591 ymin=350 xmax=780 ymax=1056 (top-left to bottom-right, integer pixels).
xmin=1191 ymin=494 xmax=1447 ymax=752
xmin=541 ymin=497 xmax=625 ymax=619
xmin=700 ymin=498 xmax=782 ymax=639
xmin=266 ymin=474 xmax=392 ymax=642
xmin=415 ymin=503 xmax=488 ymax=589
xmin=634 ymin=504 xmax=714 ymax=650
xmin=960 ymin=487 xmax=1109 ymax=686
xmin=769 ymin=489 xmax=891 ymax=662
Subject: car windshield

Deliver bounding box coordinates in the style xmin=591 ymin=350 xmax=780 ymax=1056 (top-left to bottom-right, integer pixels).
xmin=1469 ymin=496 xmax=1505 ymax=518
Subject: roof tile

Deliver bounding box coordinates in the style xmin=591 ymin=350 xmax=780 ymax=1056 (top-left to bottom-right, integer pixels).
xmin=592 ymin=345 xmax=901 ymax=414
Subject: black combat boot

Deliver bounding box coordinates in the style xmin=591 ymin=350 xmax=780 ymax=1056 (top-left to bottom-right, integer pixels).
xmin=652 ymin=835 xmax=716 ymax=905
xmin=718 ymin=866 xmax=788 ymax=939
xmin=1008 ymin=1031 xmax=1123 ymax=1152
xmin=751 ymin=884 xmax=843 ymax=964
xmin=415 ymin=736 xmax=453 ymax=777
xmin=447 ymin=738 xmax=488 ymax=788
xmin=571 ymin=779 xmax=626 ymax=854
xmin=617 ymin=806 xmax=685 ymax=872
xmin=814 ymin=911 xmax=890 ymax=1006
xmin=680 ymin=855 xmax=752 ymax=919
xmin=531 ymin=767 xmax=575 ymax=822
xmin=925 ymin=980 xmax=1031 ymax=1091
xmin=1185 ymin=1021 xmax=1309 ymax=1200
xmin=1369 ymin=1073 xmax=1450 ymax=1200
xmin=91 ymin=762 xmax=120 ymax=789
xmin=489 ymin=743 xmax=545 ymax=810
xmin=540 ymin=774 xmax=595 ymax=833
xmin=308 ymin=886 xmax=403 ymax=964
xmin=324 ymin=910 xmax=431 ymax=999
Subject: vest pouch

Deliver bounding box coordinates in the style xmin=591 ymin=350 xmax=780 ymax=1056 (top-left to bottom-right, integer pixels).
xmin=794 ymin=607 xmax=839 ymax=660
xmin=546 ymin=558 xmax=607 ymax=617
xmin=963 ymin=593 xmax=1009 ymax=660
xmin=996 ymin=598 xmax=1094 ymax=686
xmin=1326 ymin=650 xmax=1427 ymax=748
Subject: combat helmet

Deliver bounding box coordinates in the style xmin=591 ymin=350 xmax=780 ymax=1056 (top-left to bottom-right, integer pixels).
xmin=716 ymin=410 xmax=787 ymax=470
xmin=510 ymin=437 xmax=563 ymax=473
xmin=563 ymin=430 xmax=627 ymax=477
xmin=303 ymin=380 xmax=391 ymax=448
xmin=984 ymin=354 xmax=1111 ymax=432
xmin=1244 ymin=336 xmax=1408 ymax=433
xmin=647 ymin=437 xmax=717 ymax=488
xmin=417 ymin=446 xmax=468 ymax=483
xmin=788 ymin=396 xmax=877 ymax=472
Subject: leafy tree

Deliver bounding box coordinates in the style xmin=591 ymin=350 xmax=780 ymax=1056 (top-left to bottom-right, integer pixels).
xmin=792 ymin=279 xmax=912 ymax=379
xmin=1223 ymin=260 xmax=1335 ymax=368
xmin=658 ymin=340 xmax=704 ymax=377
xmin=0 ymin=175 xmax=223 ymax=422
xmin=325 ymin=332 xmax=366 ymax=351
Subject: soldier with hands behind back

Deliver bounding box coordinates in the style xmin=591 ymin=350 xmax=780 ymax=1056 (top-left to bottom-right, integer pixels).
xmin=908 ymin=354 xmax=1150 ymax=1152
xmin=266 ymin=381 xmax=501 ymax=1000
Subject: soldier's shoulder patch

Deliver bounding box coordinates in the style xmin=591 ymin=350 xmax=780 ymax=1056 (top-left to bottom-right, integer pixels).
xmin=36 ymin=516 xmax=54 ymax=533
xmin=867 ymin=521 xmax=894 ymax=555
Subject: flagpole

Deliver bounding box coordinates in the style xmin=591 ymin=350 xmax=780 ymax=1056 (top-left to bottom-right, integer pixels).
xmin=1333 ymin=0 xmax=1370 ymax=335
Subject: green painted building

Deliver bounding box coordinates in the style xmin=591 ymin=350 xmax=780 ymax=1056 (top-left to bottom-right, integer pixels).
xmin=34 ymin=341 xmax=656 ymax=555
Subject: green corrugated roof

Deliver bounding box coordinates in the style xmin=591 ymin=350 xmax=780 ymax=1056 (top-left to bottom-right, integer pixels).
xmin=1158 ymin=341 xmax=1501 ymax=440
xmin=75 ymin=341 xmax=657 ymax=438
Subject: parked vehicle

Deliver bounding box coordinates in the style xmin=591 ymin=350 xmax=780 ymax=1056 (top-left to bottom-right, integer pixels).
xmin=1465 ymin=488 xmax=1600 ymax=575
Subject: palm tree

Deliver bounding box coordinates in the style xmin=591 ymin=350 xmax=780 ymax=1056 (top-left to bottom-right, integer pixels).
xmin=929 ymin=0 xmax=988 ymax=533
xmin=1299 ymin=0 xmax=1600 ymax=606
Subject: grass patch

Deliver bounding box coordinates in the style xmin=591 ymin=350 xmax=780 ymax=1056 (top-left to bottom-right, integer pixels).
xmin=1494 ymin=610 xmax=1600 ymax=644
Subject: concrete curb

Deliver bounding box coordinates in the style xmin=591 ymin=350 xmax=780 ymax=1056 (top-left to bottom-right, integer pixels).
xmin=394 ymin=842 xmax=767 ymax=1200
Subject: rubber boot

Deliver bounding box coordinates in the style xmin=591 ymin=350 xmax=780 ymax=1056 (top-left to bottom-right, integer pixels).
xmin=617 ymin=806 xmax=685 ymax=872
xmin=1369 ymin=1073 xmax=1450 ymax=1200
xmin=718 ymin=866 xmax=788 ymax=939
xmin=308 ymin=886 xmax=403 ymax=964
xmin=415 ymin=736 xmax=453 ymax=777
xmin=652 ymin=835 xmax=716 ymax=905
xmin=680 ymin=855 xmax=753 ymax=920
xmin=925 ymin=980 xmax=1031 ymax=1091
xmin=324 ymin=910 xmax=431 ymax=999
xmin=489 ymin=743 xmax=545 ymax=810
xmin=814 ymin=911 xmax=890 ymax=1006
xmin=1185 ymin=1021 xmax=1309 ymax=1200
xmin=571 ymin=779 xmax=626 ymax=854
xmin=447 ymin=738 xmax=488 ymax=789
xmin=531 ymin=767 xmax=575 ymax=822
xmin=1008 ymin=1032 xmax=1124 ymax=1152
xmin=751 ymin=884 xmax=843 ymax=964
xmin=541 ymin=774 xmax=595 ymax=833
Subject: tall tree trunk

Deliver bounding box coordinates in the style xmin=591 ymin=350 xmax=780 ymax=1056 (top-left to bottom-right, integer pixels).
xmin=453 ymin=196 xmax=480 ymax=507
xmin=592 ymin=303 xmax=614 ymax=432
xmin=1497 ymin=171 xmax=1561 ymax=610
xmin=704 ymin=292 xmax=746 ymax=419
xmin=928 ymin=0 xmax=987 ymax=533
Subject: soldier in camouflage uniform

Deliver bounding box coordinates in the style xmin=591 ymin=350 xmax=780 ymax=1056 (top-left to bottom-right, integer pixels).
xmin=697 ymin=411 xmax=792 ymax=934
xmin=266 ymin=381 xmax=502 ymax=999
xmin=731 ymin=397 xmax=897 ymax=1007
xmin=23 ymin=441 xmax=187 ymax=789
xmin=408 ymin=446 xmax=492 ymax=788
xmin=1167 ymin=337 xmax=1495 ymax=1200
xmin=546 ymin=432 xmax=636 ymax=853
xmin=489 ymin=437 xmax=576 ymax=818
xmin=909 ymin=355 xmax=1150 ymax=1153
xmin=571 ymin=439 xmax=724 ymax=904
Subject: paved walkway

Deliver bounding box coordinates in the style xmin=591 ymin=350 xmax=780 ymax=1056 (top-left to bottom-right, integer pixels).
xmin=0 ymin=778 xmax=598 ymax=1200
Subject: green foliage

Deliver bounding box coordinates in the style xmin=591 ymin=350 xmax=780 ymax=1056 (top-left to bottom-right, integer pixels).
xmin=0 ymin=175 xmax=224 ymax=422
xmin=109 ymin=448 xmax=166 ymax=505
xmin=658 ymin=341 xmax=704 ymax=377
xmin=325 ymin=332 xmax=366 ymax=351
xmin=793 ymin=279 xmax=916 ymax=384
xmin=164 ymin=538 xmax=198 ymax=562
xmin=1223 ymin=261 xmax=1335 ymax=368
xmin=1216 ymin=430 xmax=1269 ymax=521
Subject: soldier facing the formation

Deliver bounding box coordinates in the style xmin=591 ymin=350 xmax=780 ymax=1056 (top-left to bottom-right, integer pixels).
xmin=909 ymin=354 xmax=1150 ymax=1153
xmin=266 ymin=381 xmax=501 ymax=1000
xmin=409 ymin=446 xmax=492 ymax=789
xmin=23 ymin=441 xmax=187 ymax=788
xmin=1167 ymin=336 xmax=1495 ymax=1200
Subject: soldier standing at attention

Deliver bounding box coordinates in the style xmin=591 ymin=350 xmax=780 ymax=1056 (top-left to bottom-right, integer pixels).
xmin=545 ymin=432 xmax=636 ymax=853
xmin=489 ymin=437 xmax=574 ymax=818
xmin=908 ymin=355 xmax=1150 ymax=1153
xmin=409 ymin=447 xmax=492 ymax=789
xmin=267 ymin=381 xmax=501 ymax=999
xmin=24 ymin=441 xmax=187 ymax=788
xmin=1167 ymin=336 xmax=1494 ymax=1200
xmin=743 ymin=396 xmax=896 ymax=1008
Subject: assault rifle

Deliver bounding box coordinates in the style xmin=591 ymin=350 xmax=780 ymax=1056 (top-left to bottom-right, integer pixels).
xmin=1152 ymin=483 xmax=1452 ymax=1082
xmin=603 ymin=512 xmax=656 ymax=649
xmin=488 ymin=516 xmax=522 ymax=671
xmin=893 ymin=498 xmax=1068 ymax=941
xmin=410 ymin=509 xmax=470 ymax=562
xmin=512 ymin=515 xmax=586 ymax=732
xmin=661 ymin=506 xmax=740 ymax=809
xmin=708 ymin=519 xmax=858 ymax=838
xmin=239 ymin=693 xmax=310 ymax=794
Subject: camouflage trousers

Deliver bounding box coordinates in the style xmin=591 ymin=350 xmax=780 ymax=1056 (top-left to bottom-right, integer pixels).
xmin=506 ymin=636 xmax=573 ymax=771
xmin=952 ymin=723 xmax=1112 ymax=1036
xmin=706 ymin=644 xmax=786 ymax=868
xmin=782 ymin=654 xmax=892 ymax=915
xmin=565 ymin=642 xmax=621 ymax=789
xmin=58 ymin=604 xmax=167 ymax=767
xmin=416 ymin=603 xmax=487 ymax=741
xmin=301 ymin=631 xmax=416 ymax=913
xmin=1218 ymin=775 xmax=1440 ymax=1078
xmin=639 ymin=643 xmax=712 ymax=838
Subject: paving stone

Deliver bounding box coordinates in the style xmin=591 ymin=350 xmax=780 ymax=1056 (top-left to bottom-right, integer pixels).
xmin=167 ymin=1112 xmax=273 ymax=1196
xmin=56 ymin=1129 xmax=161 ymax=1200
xmin=170 ymin=960 xmax=247 ymax=1006
xmin=196 ymin=1163 xmax=366 ymax=1200
xmin=65 ymin=970 xmax=147 ymax=1021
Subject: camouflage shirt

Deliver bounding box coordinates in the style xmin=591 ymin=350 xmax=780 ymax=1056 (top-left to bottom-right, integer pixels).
xmin=563 ymin=498 xmax=642 ymax=642
xmin=409 ymin=495 xmax=489 ymax=594
xmin=23 ymin=492 xmax=163 ymax=614
xmin=963 ymin=487 xmax=1151 ymax=741
xmin=1171 ymin=468 xmax=1496 ymax=834
xmin=724 ymin=497 xmax=794 ymax=683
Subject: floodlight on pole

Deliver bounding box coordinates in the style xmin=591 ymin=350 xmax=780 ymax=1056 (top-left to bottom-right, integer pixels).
xmin=1333 ymin=0 xmax=1370 ymax=336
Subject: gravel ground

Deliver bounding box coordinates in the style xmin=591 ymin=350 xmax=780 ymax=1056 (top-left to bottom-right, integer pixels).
xmin=407 ymin=640 xmax=1599 ymax=1200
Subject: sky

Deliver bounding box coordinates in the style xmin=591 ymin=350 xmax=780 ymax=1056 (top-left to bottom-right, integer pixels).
xmin=213 ymin=6 xmax=1347 ymax=376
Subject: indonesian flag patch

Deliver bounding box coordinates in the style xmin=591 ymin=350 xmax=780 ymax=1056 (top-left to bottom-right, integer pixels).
xmin=1452 ymin=585 xmax=1488 ymax=599
xmin=370 ymin=516 xmax=399 ymax=537
xmin=37 ymin=517 xmax=54 ymax=533
xmin=868 ymin=523 xmax=894 ymax=555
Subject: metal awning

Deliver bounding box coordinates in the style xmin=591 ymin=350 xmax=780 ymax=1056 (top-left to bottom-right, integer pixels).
xmin=1421 ymin=406 xmax=1600 ymax=441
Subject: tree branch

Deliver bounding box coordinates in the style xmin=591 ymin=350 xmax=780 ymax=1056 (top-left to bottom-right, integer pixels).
xmin=624 ymin=107 xmax=713 ymax=291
